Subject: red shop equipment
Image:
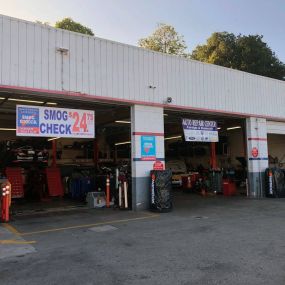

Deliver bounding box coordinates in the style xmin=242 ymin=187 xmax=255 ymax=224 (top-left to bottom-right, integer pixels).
xmin=45 ymin=167 xmax=64 ymax=197
xmin=106 ymin=175 xmax=110 ymax=208
xmin=182 ymin=175 xmax=192 ymax=190
xmin=5 ymin=167 xmax=24 ymax=198
xmin=223 ymin=179 xmax=237 ymax=196
xmin=1 ymin=180 xmax=11 ymax=222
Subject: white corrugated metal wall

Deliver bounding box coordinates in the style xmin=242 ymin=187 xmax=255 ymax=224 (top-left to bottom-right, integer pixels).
xmin=0 ymin=14 xmax=285 ymax=119
xmin=267 ymin=121 xmax=285 ymax=135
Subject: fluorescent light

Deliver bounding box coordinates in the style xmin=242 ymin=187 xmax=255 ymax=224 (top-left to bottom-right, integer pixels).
xmin=226 ymin=126 xmax=241 ymax=131
xmin=115 ymin=120 xmax=131 ymax=124
xmin=165 ymin=135 xmax=182 ymax=141
xmin=163 ymin=114 xmax=168 ymax=116
xmin=0 ymin=128 xmax=16 ymax=131
xmin=0 ymin=97 xmax=5 ymax=100
xmin=8 ymin=98 xmax=44 ymax=104
xmin=217 ymin=127 xmax=221 ymax=130
xmin=47 ymin=137 xmax=60 ymax=141
xmin=115 ymin=141 xmax=131 ymax=146
xmin=46 ymin=102 xmax=57 ymax=106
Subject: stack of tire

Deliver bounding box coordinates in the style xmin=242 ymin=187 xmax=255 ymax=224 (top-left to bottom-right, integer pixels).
xmin=209 ymin=170 xmax=222 ymax=193
xmin=150 ymin=170 xmax=172 ymax=212
xmin=265 ymin=168 xmax=285 ymax=198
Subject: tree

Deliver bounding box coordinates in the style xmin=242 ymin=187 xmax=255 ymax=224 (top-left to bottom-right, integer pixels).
xmin=138 ymin=23 xmax=187 ymax=56
xmin=191 ymin=32 xmax=285 ymax=80
xmin=236 ymin=35 xmax=285 ymax=80
xmin=55 ymin=18 xmax=94 ymax=36
xmin=191 ymin=32 xmax=237 ymax=68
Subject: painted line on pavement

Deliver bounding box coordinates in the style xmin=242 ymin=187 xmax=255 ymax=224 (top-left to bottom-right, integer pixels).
xmin=15 ymin=214 xmax=160 ymax=236
xmin=3 ymin=223 xmax=21 ymax=236
xmin=0 ymin=239 xmax=36 ymax=245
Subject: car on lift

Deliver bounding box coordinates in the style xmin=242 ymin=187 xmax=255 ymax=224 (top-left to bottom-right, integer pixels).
xmin=12 ymin=145 xmax=49 ymax=162
xmin=166 ymin=160 xmax=188 ymax=187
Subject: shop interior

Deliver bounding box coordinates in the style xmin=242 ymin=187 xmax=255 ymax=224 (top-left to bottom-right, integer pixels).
xmin=163 ymin=110 xmax=247 ymax=198
xmin=268 ymin=134 xmax=285 ymax=169
xmin=266 ymin=134 xmax=285 ymax=198
xmin=0 ymin=94 xmax=131 ymax=215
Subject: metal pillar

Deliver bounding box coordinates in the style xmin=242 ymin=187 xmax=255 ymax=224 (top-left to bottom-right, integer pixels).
xmin=52 ymin=140 xmax=57 ymax=167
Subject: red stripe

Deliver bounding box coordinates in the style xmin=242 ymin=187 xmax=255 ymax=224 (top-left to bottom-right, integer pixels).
xmin=133 ymin=132 xmax=164 ymax=136
xmin=248 ymin=138 xmax=267 ymax=141
xmin=1 ymin=84 xmax=285 ymax=122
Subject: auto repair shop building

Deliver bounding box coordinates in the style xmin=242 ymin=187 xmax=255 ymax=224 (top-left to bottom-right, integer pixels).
xmin=0 ymin=14 xmax=285 ymax=211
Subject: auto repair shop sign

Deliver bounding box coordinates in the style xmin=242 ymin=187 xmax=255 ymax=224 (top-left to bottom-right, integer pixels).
xmin=182 ymin=118 xmax=218 ymax=142
xmin=16 ymin=105 xmax=95 ymax=138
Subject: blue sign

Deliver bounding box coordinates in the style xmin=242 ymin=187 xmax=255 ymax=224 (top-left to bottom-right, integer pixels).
xmin=17 ymin=106 xmax=40 ymax=135
xmin=141 ymin=136 xmax=156 ymax=161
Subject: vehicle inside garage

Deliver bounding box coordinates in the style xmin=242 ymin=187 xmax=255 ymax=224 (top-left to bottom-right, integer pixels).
xmin=164 ymin=110 xmax=248 ymax=199
xmin=0 ymin=93 xmax=132 ymax=216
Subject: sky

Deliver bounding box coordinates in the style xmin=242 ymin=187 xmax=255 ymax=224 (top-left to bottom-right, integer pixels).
xmin=1 ymin=0 xmax=285 ymax=62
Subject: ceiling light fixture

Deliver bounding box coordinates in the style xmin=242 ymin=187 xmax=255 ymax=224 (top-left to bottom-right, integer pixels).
xmin=115 ymin=120 xmax=131 ymax=124
xmin=46 ymin=102 xmax=58 ymax=106
xmin=115 ymin=141 xmax=131 ymax=146
xmin=47 ymin=137 xmax=60 ymax=141
xmin=226 ymin=126 xmax=241 ymax=131
xmin=8 ymin=98 xmax=44 ymax=104
xmin=0 ymin=97 xmax=5 ymax=100
xmin=0 ymin=128 xmax=16 ymax=131
xmin=165 ymin=135 xmax=182 ymax=141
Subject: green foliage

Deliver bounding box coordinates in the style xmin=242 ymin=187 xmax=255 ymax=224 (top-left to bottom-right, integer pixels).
xmin=191 ymin=32 xmax=285 ymax=80
xmin=55 ymin=18 xmax=94 ymax=36
xmin=138 ymin=23 xmax=187 ymax=56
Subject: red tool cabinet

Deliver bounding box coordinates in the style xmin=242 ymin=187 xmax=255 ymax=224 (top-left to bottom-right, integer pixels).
xmin=5 ymin=167 xmax=24 ymax=198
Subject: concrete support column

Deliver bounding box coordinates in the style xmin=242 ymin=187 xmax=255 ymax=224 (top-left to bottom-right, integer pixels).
xmin=246 ymin=117 xmax=269 ymax=198
xmin=131 ymin=105 xmax=164 ymax=210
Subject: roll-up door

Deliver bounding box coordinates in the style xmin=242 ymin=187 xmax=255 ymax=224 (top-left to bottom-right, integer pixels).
xmin=267 ymin=121 xmax=285 ymax=135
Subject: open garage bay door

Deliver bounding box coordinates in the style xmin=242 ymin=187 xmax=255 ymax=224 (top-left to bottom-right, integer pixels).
xmin=267 ymin=121 xmax=285 ymax=168
xmin=267 ymin=121 xmax=285 ymax=135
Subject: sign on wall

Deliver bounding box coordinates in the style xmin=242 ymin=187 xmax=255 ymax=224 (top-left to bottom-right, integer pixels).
xmin=141 ymin=136 xmax=156 ymax=160
xmin=182 ymin=118 xmax=218 ymax=142
xmin=248 ymin=142 xmax=268 ymax=161
xmin=16 ymin=105 xmax=95 ymax=138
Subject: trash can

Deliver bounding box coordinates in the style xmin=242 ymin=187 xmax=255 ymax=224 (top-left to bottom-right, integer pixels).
xmin=223 ymin=179 xmax=237 ymax=196
xmin=150 ymin=170 xmax=172 ymax=212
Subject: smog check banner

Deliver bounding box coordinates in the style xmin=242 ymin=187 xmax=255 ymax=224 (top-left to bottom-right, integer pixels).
xmin=16 ymin=105 xmax=95 ymax=138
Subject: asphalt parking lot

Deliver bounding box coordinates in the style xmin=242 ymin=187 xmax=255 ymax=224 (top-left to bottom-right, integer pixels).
xmin=1 ymin=193 xmax=285 ymax=285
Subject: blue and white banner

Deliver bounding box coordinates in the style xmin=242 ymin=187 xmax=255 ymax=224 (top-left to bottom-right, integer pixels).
xmin=16 ymin=105 xmax=95 ymax=138
xmin=141 ymin=135 xmax=156 ymax=161
xmin=182 ymin=118 xmax=218 ymax=142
